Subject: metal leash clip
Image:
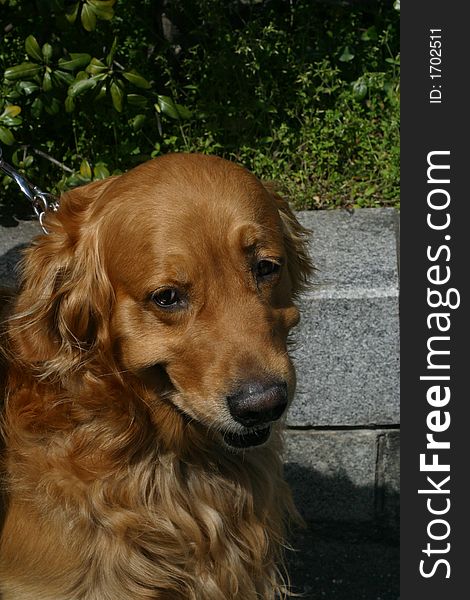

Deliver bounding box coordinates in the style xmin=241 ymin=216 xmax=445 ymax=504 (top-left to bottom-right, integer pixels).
xmin=0 ymin=145 xmax=60 ymax=234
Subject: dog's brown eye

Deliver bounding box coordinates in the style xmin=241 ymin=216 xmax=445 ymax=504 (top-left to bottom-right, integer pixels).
xmin=255 ymin=260 xmax=281 ymax=280
xmin=151 ymin=288 xmax=183 ymax=309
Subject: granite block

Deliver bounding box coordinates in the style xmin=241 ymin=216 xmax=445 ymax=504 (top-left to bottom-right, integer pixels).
xmin=286 ymin=209 xmax=400 ymax=428
xmin=288 ymin=296 xmax=400 ymax=427
xmin=376 ymin=431 xmax=400 ymax=528
xmin=296 ymin=208 xmax=399 ymax=297
xmin=284 ymin=430 xmax=378 ymax=522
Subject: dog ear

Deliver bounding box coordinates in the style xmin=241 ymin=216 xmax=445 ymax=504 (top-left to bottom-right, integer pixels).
xmin=9 ymin=178 xmax=116 ymax=378
xmin=264 ymin=185 xmax=314 ymax=297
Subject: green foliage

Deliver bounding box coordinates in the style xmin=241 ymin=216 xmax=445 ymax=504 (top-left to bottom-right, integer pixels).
xmin=1 ymin=0 xmax=399 ymax=223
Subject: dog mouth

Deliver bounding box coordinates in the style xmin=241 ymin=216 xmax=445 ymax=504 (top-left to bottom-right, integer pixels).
xmin=222 ymin=425 xmax=272 ymax=449
xmin=137 ymin=367 xmax=274 ymax=450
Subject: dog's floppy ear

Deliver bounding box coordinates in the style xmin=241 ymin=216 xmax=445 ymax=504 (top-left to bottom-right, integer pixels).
xmin=9 ymin=178 xmax=116 ymax=378
xmin=264 ymin=185 xmax=314 ymax=297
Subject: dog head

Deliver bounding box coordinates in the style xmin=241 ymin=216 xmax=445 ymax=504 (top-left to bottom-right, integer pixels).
xmin=11 ymin=154 xmax=312 ymax=450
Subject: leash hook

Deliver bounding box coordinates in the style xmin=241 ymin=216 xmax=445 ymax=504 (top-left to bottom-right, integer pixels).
xmin=0 ymin=145 xmax=59 ymax=234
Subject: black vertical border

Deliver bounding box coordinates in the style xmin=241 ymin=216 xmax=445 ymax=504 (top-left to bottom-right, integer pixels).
xmin=401 ymin=2 xmax=469 ymax=598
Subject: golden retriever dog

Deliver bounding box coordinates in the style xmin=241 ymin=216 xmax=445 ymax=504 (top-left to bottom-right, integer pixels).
xmin=0 ymin=153 xmax=312 ymax=599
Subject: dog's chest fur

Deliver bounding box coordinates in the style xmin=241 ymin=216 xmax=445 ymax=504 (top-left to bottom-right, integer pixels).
xmin=1 ymin=425 xmax=290 ymax=600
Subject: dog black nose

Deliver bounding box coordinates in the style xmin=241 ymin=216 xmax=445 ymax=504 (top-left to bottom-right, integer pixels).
xmin=227 ymin=380 xmax=288 ymax=427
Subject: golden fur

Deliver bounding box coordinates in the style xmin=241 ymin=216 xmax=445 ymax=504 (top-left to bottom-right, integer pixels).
xmin=0 ymin=154 xmax=312 ymax=599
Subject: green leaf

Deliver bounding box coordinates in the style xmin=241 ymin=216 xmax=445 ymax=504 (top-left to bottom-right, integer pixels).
xmin=42 ymin=71 xmax=53 ymax=92
xmin=42 ymin=43 xmax=53 ymax=63
xmin=93 ymin=162 xmax=110 ymax=179
xmin=89 ymin=0 xmax=116 ymax=7
xmin=75 ymin=70 xmax=89 ymax=82
xmin=65 ymin=2 xmax=79 ymax=23
xmin=131 ymin=114 xmax=146 ymax=130
xmin=86 ymin=58 xmax=107 ymax=75
xmin=383 ymin=80 xmax=397 ymax=99
xmin=127 ymin=93 xmax=148 ymax=108
xmin=106 ymin=37 xmax=118 ymax=67
xmin=110 ymin=80 xmax=124 ymax=112
xmin=66 ymin=174 xmax=90 ymax=187
xmin=58 ymin=53 xmax=91 ymax=72
xmin=94 ymin=81 xmax=107 ymax=101
xmin=361 ymin=26 xmax=378 ymax=42
xmin=89 ymin=3 xmax=114 ymax=21
xmin=122 ymin=71 xmax=151 ymax=90
xmin=0 ymin=105 xmax=21 ymax=119
xmin=17 ymin=80 xmax=40 ymax=95
xmin=174 ymin=103 xmax=192 ymax=119
xmin=4 ymin=62 xmax=42 ymax=81
xmin=44 ymin=96 xmax=61 ymax=116
xmin=80 ymin=159 xmax=92 ymax=179
xmin=364 ymin=185 xmax=377 ymax=197
xmin=155 ymin=96 xmax=192 ymax=120
xmin=11 ymin=150 xmax=20 ymax=166
xmin=4 ymin=89 xmax=21 ymax=101
xmin=352 ymin=80 xmax=367 ymax=100
xmin=1 ymin=116 xmax=22 ymax=127
xmin=156 ymin=95 xmax=180 ymax=119
xmin=31 ymin=97 xmax=44 ymax=118
xmin=81 ymin=4 xmax=97 ymax=31
xmin=65 ymin=96 xmax=75 ymax=113
xmin=88 ymin=0 xmax=116 ymax=17
xmin=68 ymin=76 xmax=99 ymax=97
xmin=339 ymin=46 xmax=354 ymax=62
xmin=53 ymin=70 xmax=75 ymax=87
xmin=0 ymin=126 xmax=15 ymax=145
xmin=25 ymin=35 xmax=43 ymax=62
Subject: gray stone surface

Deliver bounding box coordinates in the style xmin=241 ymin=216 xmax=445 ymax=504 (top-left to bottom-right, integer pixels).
xmin=376 ymin=431 xmax=400 ymax=528
xmin=297 ymin=208 xmax=399 ymax=297
xmin=288 ymin=208 xmax=400 ymax=428
xmin=289 ymin=297 xmax=400 ymax=427
xmin=0 ymin=220 xmax=38 ymax=287
xmin=284 ymin=430 xmax=379 ymax=522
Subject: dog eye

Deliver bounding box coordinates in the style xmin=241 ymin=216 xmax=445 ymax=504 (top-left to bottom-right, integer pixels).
xmin=255 ymin=260 xmax=281 ymax=280
xmin=151 ymin=288 xmax=184 ymax=309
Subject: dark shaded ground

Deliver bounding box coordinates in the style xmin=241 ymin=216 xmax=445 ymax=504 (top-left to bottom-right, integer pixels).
xmin=284 ymin=460 xmax=399 ymax=600
xmin=286 ymin=521 xmax=399 ymax=600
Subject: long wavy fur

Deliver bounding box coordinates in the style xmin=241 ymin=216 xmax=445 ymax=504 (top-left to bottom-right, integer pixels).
xmin=0 ymin=154 xmax=313 ymax=600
